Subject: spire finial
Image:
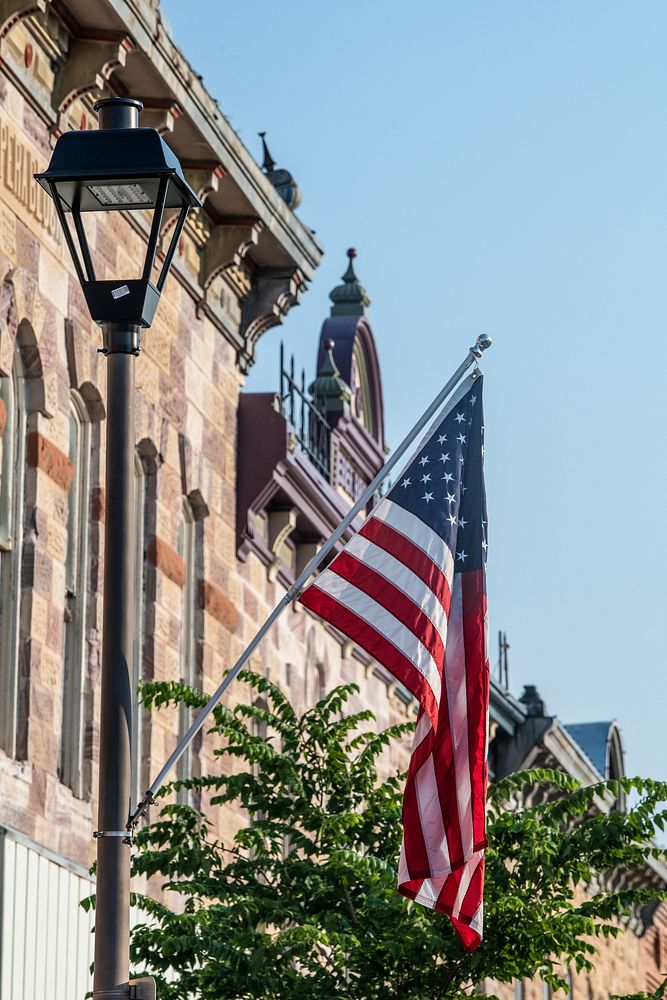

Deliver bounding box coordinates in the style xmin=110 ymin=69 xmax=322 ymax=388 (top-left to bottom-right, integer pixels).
xmin=258 ymin=131 xmax=276 ymax=173
xmin=329 ymin=248 xmax=371 ymax=317
xmin=309 ymin=337 xmax=351 ymax=424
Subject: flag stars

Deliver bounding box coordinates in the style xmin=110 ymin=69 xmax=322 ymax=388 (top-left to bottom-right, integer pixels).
xmin=422 ymin=492 xmax=434 ymax=503
xmin=437 ymin=433 xmax=447 ymax=445
xmin=459 ymin=516 xmax=467 ymax=529
xmin=470 ymin=395 xmax=477 ymax=405
xmin=455 ymin=412 xmax=465 ymax=424
xmin=439 ymin=452 xmax=450 ymax=464
xmin=445 ymin=492 xmax=456 ymax=505
xmin=457 ymin=433 xmax=466 ymax=445
xmin=457 ymin=550 xmax=468 ymax=562
xmin=401 ymin=477 xmax=411 ymax=489
xmin=418 ymin=456 xmax=429 ymax=467
xmin=448 ymin=513 xmax=457 ymax=527
xmin=442 ymin=472 xmax=454 ymax=484
xmin=421 ymin=473 xmax=432 ymax=484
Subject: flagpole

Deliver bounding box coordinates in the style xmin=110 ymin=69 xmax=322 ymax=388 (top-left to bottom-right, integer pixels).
xmin=128 ymin=334 xmax=492 ymax=829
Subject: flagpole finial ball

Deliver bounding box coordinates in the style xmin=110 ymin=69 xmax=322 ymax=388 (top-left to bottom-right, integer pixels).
xmin=476 ymin=334 xmax=492 ymax=352
xmin=325 ymin=338 xmax=335 ymax=351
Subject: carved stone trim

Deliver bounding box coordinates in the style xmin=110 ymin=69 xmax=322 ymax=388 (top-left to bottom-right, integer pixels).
xmin=183 ymin=163 xmax=225 ymax=205
xmin=138 ymin=100 xmax=182 ymax=135
xmin=52 ymin=35 xmax=134 ymax=114
xmin=199 ymin=220 xmax=262 ymax=290
xmin=239 ymin=268 xmax=304 ymax=372
xmin=0 ymin=0 xmax=45 ymax=39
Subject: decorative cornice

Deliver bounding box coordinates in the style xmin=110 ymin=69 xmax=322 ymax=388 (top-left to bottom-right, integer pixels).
xmin=52 ymin=33 xmax=134 ymax=115
xmin=239 ymin=267 xmax=303 ymax=373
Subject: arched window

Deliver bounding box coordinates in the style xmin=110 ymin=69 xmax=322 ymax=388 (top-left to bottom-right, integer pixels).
xmin=60 ymin=392 xmax=93 ymax=795
xmin=0 ymin=348 xmax=27 ymax=757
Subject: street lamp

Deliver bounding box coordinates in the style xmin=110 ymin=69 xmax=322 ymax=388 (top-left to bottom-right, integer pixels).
xmin=36 ymin=98 xmax=200 ymax=1000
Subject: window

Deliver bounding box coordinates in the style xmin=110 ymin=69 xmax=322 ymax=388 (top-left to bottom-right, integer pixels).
xmin=0 ymin=351 xmax=27 ymax=757
xmin=176 ymin=498 xmax=196 ymax=803
xmin=130 ymin=451 xmax=147 ymax=810
xmin=60 ymin=394 xmax=92 ymax=795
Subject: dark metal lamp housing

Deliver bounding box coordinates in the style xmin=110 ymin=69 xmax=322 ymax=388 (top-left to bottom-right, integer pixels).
xmin=35 ymin=98 xmax=200 ymax=339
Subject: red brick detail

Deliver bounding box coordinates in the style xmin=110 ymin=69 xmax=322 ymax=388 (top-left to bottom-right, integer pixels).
xmin=200 ymin=579 xmax=240 ymax=633
xmin=147 ymin=536 xmax=185 ymax=587
xmin=27 ymin=431 xmax=74 ymax=492
xmin=92 ymin=486 xmax=105 ymax=522
xmin=0 ymin=398 xmax=7 ymax=438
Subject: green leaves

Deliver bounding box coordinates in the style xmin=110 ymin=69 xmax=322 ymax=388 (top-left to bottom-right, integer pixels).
xmin=129 ymin=674 xmax=666 ymax=999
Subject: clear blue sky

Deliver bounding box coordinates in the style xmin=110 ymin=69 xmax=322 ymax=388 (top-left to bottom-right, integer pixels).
xmin=161 ymin=1 xmax=667 ymax=783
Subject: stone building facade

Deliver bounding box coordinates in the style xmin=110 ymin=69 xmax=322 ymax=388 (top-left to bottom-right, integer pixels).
xmin=0 ymin=0 xmax=664 ymax=997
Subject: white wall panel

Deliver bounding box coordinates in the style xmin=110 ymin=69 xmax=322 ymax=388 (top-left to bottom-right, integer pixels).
xmin=0 ymin=828 xmax=95 ymax=1000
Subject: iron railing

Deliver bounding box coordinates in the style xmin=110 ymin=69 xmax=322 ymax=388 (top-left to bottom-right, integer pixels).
xmin=279 ymin=343 xmax=331 ymax=480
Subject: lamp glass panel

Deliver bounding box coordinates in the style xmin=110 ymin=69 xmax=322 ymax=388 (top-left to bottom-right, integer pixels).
xmin=87 ymin=182 xmax=152 ymax=208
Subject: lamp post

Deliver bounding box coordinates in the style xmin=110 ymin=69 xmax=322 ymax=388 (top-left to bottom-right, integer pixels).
xmin=36 ymin=98 xmax=199 ymax=999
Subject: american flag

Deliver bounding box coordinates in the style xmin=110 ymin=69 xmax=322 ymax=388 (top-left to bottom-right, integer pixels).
xmin=299 ymin=374 xmax=489 ymax=951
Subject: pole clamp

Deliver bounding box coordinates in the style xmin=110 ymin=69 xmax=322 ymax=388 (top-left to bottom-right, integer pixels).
xmin=93 ymin=829 xmax=133 ymax=845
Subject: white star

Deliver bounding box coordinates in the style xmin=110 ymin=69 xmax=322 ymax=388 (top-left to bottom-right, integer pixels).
xmin=482 ymin=539 xmax=488 ymax=552
xmin=442 ymin=472 xmax=454 ymax=484
xmin=460 ymin=455 xmax=465 ymax=464
xmin=470 ymin=395 xmax=477 ymax=404
xmin=439 ymin=452 xmax=450 ymax=464
xmin=455 ymin=412 xmax=465 ymax=424
xmin=448 ymin=513 xmax=457 ymax=527
xmin=457 ymin=550 xmax=468 ymax=562
xmin=419 ymin=456 xmax=429 ymax=467
xmin=459 ymin=516 xmax=467 ymax=528
xmin=421 ymin=473 xmax=432 ymax=484
xmin=422 ymin=492 xmax=434 ymax=503
xmin=437 ymin=433 xmax=447 ymax=445
xmin=401 ymin=477 xmax=411 ymax=489
xmin=457 ymin=433 xmax=466 ymax=445
xmin=445 ymin=492 xmax=456 ymax=505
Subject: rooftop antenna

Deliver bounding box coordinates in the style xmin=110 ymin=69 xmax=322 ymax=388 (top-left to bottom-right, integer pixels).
xmin=498 ymin=631 xmax=510 ymax=688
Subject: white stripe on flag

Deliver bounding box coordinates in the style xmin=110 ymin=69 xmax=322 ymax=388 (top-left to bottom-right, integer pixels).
xmin=415 ymin=752 xmax=451 ymax=876
xmin=371 ymin=499 xmax=455 ymax=581
xmin=345 ymin=533 xmax=449 ymax=643
xmin=313 ymin=568 xmax=442 ymax=705
xmin=443 ymin=575 xmax=475 ymax=861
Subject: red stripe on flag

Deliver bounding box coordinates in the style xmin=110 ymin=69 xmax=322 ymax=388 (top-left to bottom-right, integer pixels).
xmin=299 ymin=586 xmax=439 ymax=725
xmin=359 ymin=518 xmax=451 ymax=618
xmin=329 ymin=551 xmax=447 ymax=671
xmin=461 ymin=570 xmax=489 ymax=852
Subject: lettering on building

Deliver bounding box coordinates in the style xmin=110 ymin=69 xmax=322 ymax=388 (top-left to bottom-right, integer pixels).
xmin=0 ymin=117 xmax=60 ymax=242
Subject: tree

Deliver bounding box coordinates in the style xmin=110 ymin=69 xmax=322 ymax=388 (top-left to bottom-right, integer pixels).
xmin=127 ymin=672 xmax=667 ymax=999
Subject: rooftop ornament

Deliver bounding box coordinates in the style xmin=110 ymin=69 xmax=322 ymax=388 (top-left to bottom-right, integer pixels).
xmin=329 ymin=248 xmax=371 ymax=317
xmin=258 ymin=131 xmax=301 ymax=210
